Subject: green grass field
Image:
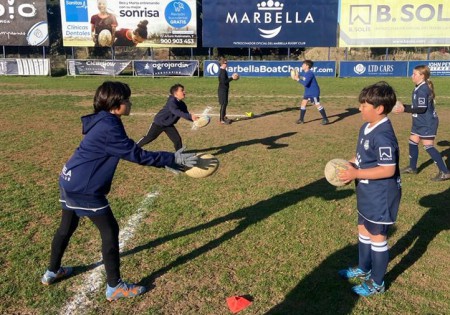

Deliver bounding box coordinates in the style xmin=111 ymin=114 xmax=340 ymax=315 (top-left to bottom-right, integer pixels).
xmin=0 ymin=76 xmax=449 ymax=315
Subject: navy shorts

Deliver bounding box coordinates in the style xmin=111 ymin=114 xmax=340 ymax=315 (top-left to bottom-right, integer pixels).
xmin=411 ymin=116 xmax=438 ymax=138
xmin=358 ymin=213 xmax=390 ymax=236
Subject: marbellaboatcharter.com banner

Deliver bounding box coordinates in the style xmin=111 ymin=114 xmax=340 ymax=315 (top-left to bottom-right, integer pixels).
xmin=60 ymin=0 xmax=197 ymax=47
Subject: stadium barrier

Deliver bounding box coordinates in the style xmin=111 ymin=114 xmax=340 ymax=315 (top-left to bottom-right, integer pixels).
xmin=0 ymin=59 xmax=50 ymax=76
xmin=66 ymin=59 xmax=199 ymax=77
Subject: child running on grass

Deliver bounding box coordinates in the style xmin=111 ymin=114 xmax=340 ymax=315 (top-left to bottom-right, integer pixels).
xmin=41 ymin=81 xmax=198 ymax=301
xmin=338 ymin=81 xmax=402 ymax=297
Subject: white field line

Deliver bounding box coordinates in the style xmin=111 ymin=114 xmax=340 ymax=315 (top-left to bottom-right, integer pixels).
xmin=131 ymin=112 xmax=248 ymax=117
xmin=59 ymin=191 xmax=159 ymax=315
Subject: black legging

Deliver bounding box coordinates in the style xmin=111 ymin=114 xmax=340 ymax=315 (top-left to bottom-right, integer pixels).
xmin=136 ymin=123 xmax=182 ymax=151
xmin=218 ymin=89 xmax=229 ymax=121
xmin=48 ymin=207 xmax=120 ymax=287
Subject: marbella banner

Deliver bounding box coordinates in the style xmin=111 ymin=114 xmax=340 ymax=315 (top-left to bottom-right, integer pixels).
xmin=0 ymin=0 xmax=49 ymax=46
xmin=203 ymin=60 xmax=336 ymax=77
xmin=134 ymin=60 xmax=198 ymax=76
xmin=0 ymin=58 xmax=50 ymax=75
xmin=202 ymin=0 xmax=338 ymax=48
xmin=60 ymin=0 xmax=197 ymax=47
xmin=67 ymin=59 xmax=131 ymax=75
xmin=339 ymin=61 xmax=408 ymax=77
xmin=339 ymin=0 xmax=450 ymax=47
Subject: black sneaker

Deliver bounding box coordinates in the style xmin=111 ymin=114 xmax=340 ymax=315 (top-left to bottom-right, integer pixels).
xmin=431 ymin=171 xmax=450 ymax=182
xmin=321 ymin=119 xmax=329 ymax=125
xmin=220 ymin=120 xmax=231 ymax=125
xmin=400 ymin=166 xmax=418 ymax=174
xmin=296 ymin=119 xmax=304 ymax=124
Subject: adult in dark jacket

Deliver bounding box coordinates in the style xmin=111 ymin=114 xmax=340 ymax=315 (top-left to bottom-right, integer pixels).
xmin=218 ymin=57 xmax=235 ymax=124
xmin=41 ymin=81 xmax=197 ymax=301
xmin=137 ymin=83 xmax=198 ymax=150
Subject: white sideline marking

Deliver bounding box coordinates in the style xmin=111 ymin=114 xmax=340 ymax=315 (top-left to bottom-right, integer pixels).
xmin=59 ymin=192 xmax=159 ymax=315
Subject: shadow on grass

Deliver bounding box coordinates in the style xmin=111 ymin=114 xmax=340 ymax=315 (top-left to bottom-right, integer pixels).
xmin=266 ymin=244 xmax=359 ymax=315
xmin=386 ymin=186 xmax=450 ymax=288
xmin=189 ymin=132 xmax=297 ymax=156
xmin=254 ymin=106 xmax=299 ymax=118
xmin=288 ymin=107 xmax=359 ymax=125
xmin=327 ymin=107 xmax=360 ymax=125
xmin=415 ymin=140 xmax=450 ymax=173
xmin=121 ymin=178 xmax=353 ymax=290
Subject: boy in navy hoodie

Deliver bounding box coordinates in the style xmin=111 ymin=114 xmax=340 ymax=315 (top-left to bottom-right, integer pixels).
xmin=41 ymin=81 xmax=197 ymax=301
xmin=137 ymin=83 xmax=198 ymax=150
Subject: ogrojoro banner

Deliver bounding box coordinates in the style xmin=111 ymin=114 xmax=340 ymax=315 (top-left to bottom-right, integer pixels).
xmin=0 ymin=59 xmax=50 ymax=75
xmin=67 ymin=59 xmax=131 ymax=75
xmin=134 ymin=60 xmax=198 ymax=76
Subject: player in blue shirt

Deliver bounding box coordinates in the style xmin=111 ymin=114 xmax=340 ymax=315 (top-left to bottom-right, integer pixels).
xmin=338 ymin=81 xmax=402 ymax=297
xmin=41 ymin=81 xmax=198 ymax=301
xmin=293 ymin=60 xmax=329 ymax=125
xmin=394 ymin=65 xmax=450 ymax=181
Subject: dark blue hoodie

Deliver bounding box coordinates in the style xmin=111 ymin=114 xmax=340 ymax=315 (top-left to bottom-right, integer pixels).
xmin=59 ymin=111 xmax=174 ymax=215
xmin=153 ymin=95 xmax=192 ymax=127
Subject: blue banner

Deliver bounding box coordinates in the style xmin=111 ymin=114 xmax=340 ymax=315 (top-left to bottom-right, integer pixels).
xmin=408 ymin=60 xmax=450 ymax=77
xmin=339 ymin=61 xmax=408 ymax=77
xmin=134 ymin=60 xmax=198 ymax=76
xmin=204 ymin=61 xmax=336 ymax=77
xmin=202 ymin=0 xmax=338 ymax=47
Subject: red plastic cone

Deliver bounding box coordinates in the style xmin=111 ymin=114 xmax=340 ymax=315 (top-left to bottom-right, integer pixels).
xmin=226 ymin=296 xmax=252 ymax=313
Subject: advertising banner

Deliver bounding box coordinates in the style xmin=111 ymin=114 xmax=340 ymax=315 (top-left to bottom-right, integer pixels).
xmin=0 ymin=58 xmax=50 ymax=75
xmin=204 ymin=60 xmax=336 ymax=77
xmin=339 ymin=61 xmax=408 ymax=77
xmin=60 ymin=0 xmax=197 ymax=47
xmin=408 ymin=60 xmax=450 ymax=76
xmin=0 ymin=0 xmax=49 ymax=46
xmin=202 ymin=0 xmax=338 ymax=47
xmin=134 ymin=60 xmax=198 ymax=76
xmin=67 ymin=59 xmax=131 ymax=75
xmin=339 ymin=0 xmax=450 ymax=47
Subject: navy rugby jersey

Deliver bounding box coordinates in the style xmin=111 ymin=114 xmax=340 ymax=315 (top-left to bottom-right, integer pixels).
xmin=410 ymin=81 xmax=438 ymax=137
xmin=354 ymin=118 xmax=401 ymax=224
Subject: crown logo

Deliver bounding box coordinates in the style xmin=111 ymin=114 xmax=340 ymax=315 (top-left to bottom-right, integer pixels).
xmin=257 ymin=0 xmax=283 ymax=11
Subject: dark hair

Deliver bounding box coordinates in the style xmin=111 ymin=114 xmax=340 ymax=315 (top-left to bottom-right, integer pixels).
xmin=133 ymin=20 xmax=148 ymax=39
xmin=219 ymin=57 xmax=227 ymax=65
xmin=93 ymin=81 xmax=131 ymax=113
xmin=170 ymin=83 xmax=184 ymax=95
xmin=303 ymin=60 xmax=314 ymax=68
xmin=358 ymin=81 xmax=397 ymax=114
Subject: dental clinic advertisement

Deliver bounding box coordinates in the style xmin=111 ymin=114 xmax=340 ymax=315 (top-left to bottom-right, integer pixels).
xmin=60 ymin=0 xmax=197 ymax=47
